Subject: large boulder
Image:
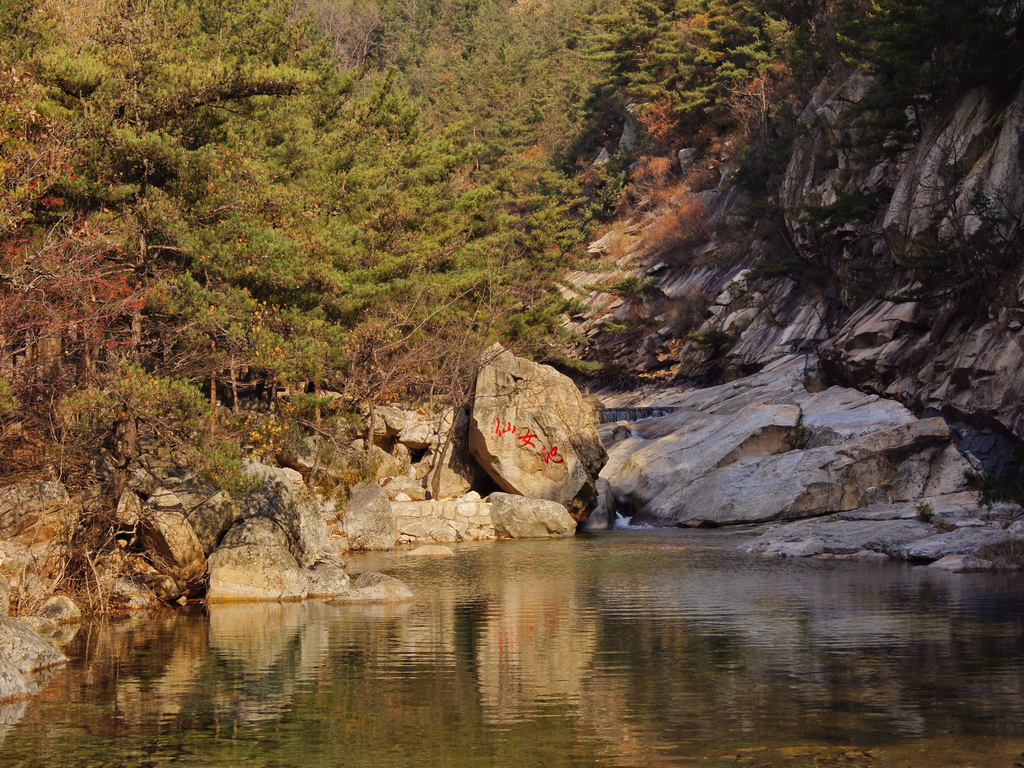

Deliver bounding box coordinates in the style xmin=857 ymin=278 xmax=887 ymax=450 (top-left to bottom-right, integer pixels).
xmin=0 ymin=481 xmax=75 ymax=551
xmin=331 ymin=571 xmax=413 ymax=603
xmin=206 ymin=513 xmax=352 ymax=603
xmin=0 ymin=617 xmax=65 ymax=703
xmin=149 ymin=477 xmax=245 ymax=557
xmin=241 ymin=460 xmax=331 ymax=567
xmin=343 ymin=484 xmax=398 ymax=551
xmin=185 ymin=490 xmax=243 ymax=557
xmin=136 ymin=490 xmax=208 ymax=597
xmin=206 ymin=518 xmax=313 ymax=602
xmin=469 ymin=346 xmax=607 ymax=517
xmin=604 ymin=357 xmax=974 ymax=527
xmin=488 ymin=492 xmax=577 ymax=538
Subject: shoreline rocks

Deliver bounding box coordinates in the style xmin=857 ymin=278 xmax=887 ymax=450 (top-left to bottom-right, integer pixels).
xmin=601 ymin=356 xmax=1023 ymax=569
xmin=0 ymin=617 xmax=66 ymax=705
xmin=489 ymin=493 xmax=577 ymax=538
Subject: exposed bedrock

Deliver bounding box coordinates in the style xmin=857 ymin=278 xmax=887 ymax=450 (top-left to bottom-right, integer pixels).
xmin=602 ymin=356 xmax=972 ymax=527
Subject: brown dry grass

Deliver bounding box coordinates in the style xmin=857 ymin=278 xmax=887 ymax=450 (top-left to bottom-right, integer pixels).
xmin=643 ymin=197 xmax=711 ymax=261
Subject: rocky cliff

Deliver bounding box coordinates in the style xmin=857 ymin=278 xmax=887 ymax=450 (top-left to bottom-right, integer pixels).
xmin=569 ymin=66 xmax=1024 ymax=483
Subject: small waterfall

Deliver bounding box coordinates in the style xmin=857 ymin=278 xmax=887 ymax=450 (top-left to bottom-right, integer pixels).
xmin=598 ymin=407 xmax=675 ymax=424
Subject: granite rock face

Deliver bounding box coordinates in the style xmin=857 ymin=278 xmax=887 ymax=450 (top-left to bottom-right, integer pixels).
xmin=136 ymin=491 xmax=208 ymax=598
xmin=241 ymin=460 xmax=332 ymax=568
xmin=0 ymin=481 xmax=76 ymax=566
xmin=488 ymin=493 xmax=577 ymax=539
xmin=469 ymin=346 xmax=606 ymax=518
xmin=0 ymin=617 xmax=65 ymax=704
xmin=745 ymin=493 xmax=1024 ymax=565
xmin=603 ymin=357 xmax=971 ymax=528
xmin=343 ymin=484 xmax=398 ymax=552
xmin=206 ymin=518 xmax=350 ymax=602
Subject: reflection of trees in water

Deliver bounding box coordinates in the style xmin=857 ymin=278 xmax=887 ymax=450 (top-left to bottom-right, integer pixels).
xmin=579 ymin=548 xmax=1024 ymax=748
xmin=5 ymin=539 xmax=1024 ymax=767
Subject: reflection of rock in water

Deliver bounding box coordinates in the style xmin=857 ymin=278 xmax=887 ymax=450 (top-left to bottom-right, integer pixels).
xmin=0 ymin=700 xmax=29 ymax=747
xmin=207 ymin=601 xmax=408 ymax=725
xmin=208 ymin=602 xmax=327 ymax=724
xmin=473 ymin=562 xmax=598 ymax=722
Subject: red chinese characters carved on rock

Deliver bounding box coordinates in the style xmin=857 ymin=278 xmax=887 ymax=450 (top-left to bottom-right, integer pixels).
xmin=492 ymin=417 xmax=565 ymax=466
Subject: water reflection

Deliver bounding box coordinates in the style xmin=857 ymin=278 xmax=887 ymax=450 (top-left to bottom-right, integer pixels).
xmin=2 ymin=530 xmax=1024 ymax=768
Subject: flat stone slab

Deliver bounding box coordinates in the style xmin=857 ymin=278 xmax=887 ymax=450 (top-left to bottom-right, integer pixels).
xmin=746 ymin=518 xmax=935 ymax=558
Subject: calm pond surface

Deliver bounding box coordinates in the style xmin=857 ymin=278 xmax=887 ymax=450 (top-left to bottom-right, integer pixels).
xmin=3 ymin=528 xmax=1024 ymax=768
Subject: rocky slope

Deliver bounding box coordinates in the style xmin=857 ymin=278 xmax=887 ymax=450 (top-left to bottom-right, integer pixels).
xmin=589 ymin=356 xmax=1024 ymax=571
xmin=568 ymin=66 xmax=1024 ymax=483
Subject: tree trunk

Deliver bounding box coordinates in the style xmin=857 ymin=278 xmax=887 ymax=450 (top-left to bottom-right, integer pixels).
xmin=229 ymin=356 xmax=239 ymax=414
xmin=111 ymin=415 xmax=139 ymax=502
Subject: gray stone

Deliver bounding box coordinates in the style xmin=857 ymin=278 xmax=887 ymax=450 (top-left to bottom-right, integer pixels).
xmin=678 ymin=148 xmax=698 ymax=174
xmin=488 ymin=493 xmax=577 ymax=539
xmin=336 ymin=572 xmax=414 ymax=603
xmin=407 ymin=545 xmax=455 ymax=557
xmin=35 ymin=596 xmax=81 ymax=624
xmin=304 ymin=562 xmax=352 ymax=598
xmin=344 ymin=484 xmax=398 ymax=551
xmin=184 ymin=490 xmax=243 ymax=557
xmin=0 ymin=618 xmax=65 ymax=673
xmin=381 ymin=476 xmax=427 ymax=501
xmin=0 ymin=481 xmax=75 ymax=550
xmin=397 ymin=419 xmax=434 ymax=451
xmin=399 ymin=517 xmax=458 ymax=543
xmin=0 ymin=658 xmax=32 ymax=703
xmin=241 ymin=460 xmax=331 ymax=568
xmin=469 ymin=345 xmax=607 ymax=517
xmin=895 ymin=526 xmax=1021 ymax=562
xmin=929 ymin=554 xmax=997 ymax=572
xmin=747 ymin=518 xmax=935 ymax=558
xmin=372 ymin=405 xmax=409 ymax=439
xmin=375 ymin=443 xmax=414 ymax=483
xmin=207 ymin=518 xmax=310 ymax=602
xmin=602 ymin=358 xmax=969 ymax=528
xmin=137 ymin=497 xmax=207 ymax=597
xmin=0 ymin=617 xmax=65 ymax=703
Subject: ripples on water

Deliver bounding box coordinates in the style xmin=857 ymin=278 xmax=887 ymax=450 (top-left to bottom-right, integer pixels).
xmin=2 ymin=529 xmax=1024 ymax=768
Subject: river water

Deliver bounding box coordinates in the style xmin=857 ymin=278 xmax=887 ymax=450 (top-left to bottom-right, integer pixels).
xmin=2 ymin=529 xmax=1024 ymax=768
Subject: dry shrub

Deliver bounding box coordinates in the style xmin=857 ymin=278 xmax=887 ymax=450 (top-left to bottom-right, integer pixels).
xmin=683 ymin=162 xmax=721 ymax=193
xmin=627 ymin=155 xmax=678 ymax=210
xmin=665 ymin=289 xmax=710 ymax=335
xmin=645 ymin=197 xmax=711 ymax=260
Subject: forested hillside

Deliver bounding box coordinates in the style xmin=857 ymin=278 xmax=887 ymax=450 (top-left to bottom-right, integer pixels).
xmin=0 ymin=0 xmax=612 ymax=497
xmin=3 ymin=0 xmax=1023 ymax=506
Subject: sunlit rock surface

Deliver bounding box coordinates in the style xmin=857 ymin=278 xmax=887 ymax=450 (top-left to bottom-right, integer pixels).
xmin=488 ymin=493 xmax=577 ymax=539
xmin=602 ymin=356 xmax=971 ymax=528
xmin=0 ymin=617 xmax=65 ymax=704
xmin=469 ymin=345 xmax=606 ymax=518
